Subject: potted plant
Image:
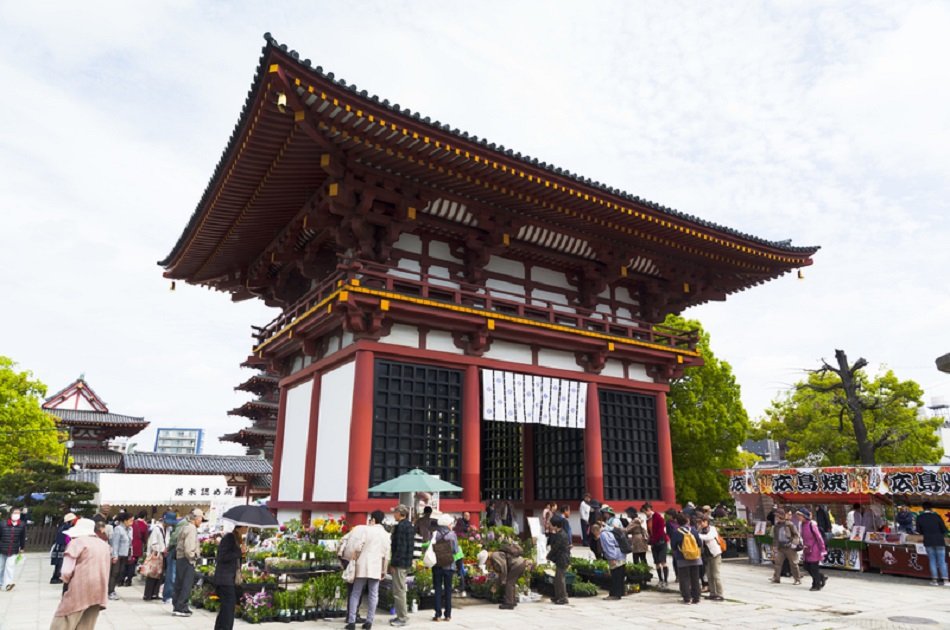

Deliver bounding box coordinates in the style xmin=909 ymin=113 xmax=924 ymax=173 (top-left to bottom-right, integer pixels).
xmin=569 ymin=579 xmax=599 ymax=597
xmin=242 ymin=589 xmax=274 ymax=624
xmin=624 ymin=562 xmax=653 ymax=585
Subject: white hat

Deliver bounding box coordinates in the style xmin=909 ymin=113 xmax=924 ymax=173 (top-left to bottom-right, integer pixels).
xmin=65 ymin=518 xmax=96 ymax=538
xmin=63 ymin=512 xmax=77 ymax=523
xmin=437 ymin=513 xmax=455 ymax=528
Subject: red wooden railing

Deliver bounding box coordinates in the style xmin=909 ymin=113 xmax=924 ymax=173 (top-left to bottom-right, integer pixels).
xmin=254 ymin=260 xmax=697 ymax=352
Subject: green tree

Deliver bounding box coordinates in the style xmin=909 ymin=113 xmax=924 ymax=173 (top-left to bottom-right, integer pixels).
xmin=757 ymin=365 xmax=942 ymax=466
xmin=0 ymin=460 xmax=97 ymax=521
xmin=662 ymin=315 xmax=750 ymax=505
xmin=0 ymin=356 xmax=66 ymax=475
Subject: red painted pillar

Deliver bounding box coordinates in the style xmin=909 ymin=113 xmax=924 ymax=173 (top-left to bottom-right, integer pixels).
xmin=346 ymin=350 xmax=375 ymax=519
xmin=655 ymin=390 xmax=676 ymax=506
xmin=269 ymin=385 xmax=290 ymax=508
xmin=301 ymin=373 xmax=322 ymax=519
xmin=584 ymin=382 xmax=605 ymax=502
xmin=461 ymin=365 xmax=481 ymax=506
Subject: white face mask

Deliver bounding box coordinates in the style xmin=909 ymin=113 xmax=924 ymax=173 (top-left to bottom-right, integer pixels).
xmin=11 ymin=513 xmax=20 ymax=522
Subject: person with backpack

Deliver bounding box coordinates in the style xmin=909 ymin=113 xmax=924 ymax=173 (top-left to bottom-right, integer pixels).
xmin=598 ymin=516 xmax=627 ymax=600
xmin=794 ymin=508 xmax=827 ymax=591
xmin=770 ymin=509 xmax=802 ymax=585
xmin=430 ymin=514 xmax=459 ymax=622
xmin=697 ymin=513 xmax=724 ymax=601
xmin=670 ymin=512 xmax=703 ymax=604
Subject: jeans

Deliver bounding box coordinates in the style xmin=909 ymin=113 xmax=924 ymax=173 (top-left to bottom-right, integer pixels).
xmin=432 ymin=566 xmax=454 ymax=618
xmin=162 ymin=552 xmax=176 ymax=601
xmin=581 ymin=520 xmax=589 ymax=546
xmin=347 ymin=578 xmax=379 ymax=624
xmin=173 ymin=558 xmax=195 ymax=613
xmin=215 ymin=584 xmax=237 ymax=630
xmin=925 ymin=546 xmax=948 ymax=581
xmin=391 ymin=567 xmax=408 ymax=622
xmin=51 ymin=556 xmax=64 ymax=582
xmin=0 ymin=554 xmax=17 ymax=587
xmin=677 ymin=564 xmax=701 ymax=602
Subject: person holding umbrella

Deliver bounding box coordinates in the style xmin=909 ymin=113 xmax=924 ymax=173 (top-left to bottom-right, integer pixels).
xmin=214 ymin=524 xmax=247 ymax=630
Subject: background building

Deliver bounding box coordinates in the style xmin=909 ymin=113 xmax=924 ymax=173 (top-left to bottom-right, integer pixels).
xmin=154 ymin=427 xmax=204 ymax=455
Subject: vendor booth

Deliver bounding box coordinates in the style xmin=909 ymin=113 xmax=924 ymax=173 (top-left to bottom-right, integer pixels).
xmin=95 ymin=472 xmax=247 ymax=524
xmin=727 ymin=466 xmax=950 ymax=579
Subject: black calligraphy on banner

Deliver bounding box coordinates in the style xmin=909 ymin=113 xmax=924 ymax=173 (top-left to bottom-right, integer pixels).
xmin=916 ymin=471 xmax=941 ymax=494
xmin=888 ymin=472 xmax=915 ymax=494
xmin=823 ymin=548 xmax=844 ymax=567
xmin=729 ymin=475 xmax=747 ymax=494
xmin=820 ymin=472 xmax=848 ymax=494
xmin=796 ymin=472 xmax=819 ymax=493
xmin=175 ymin=488 xmax=184 ymax=496
xmin=772 ymin=474 xmax=795 ymax=493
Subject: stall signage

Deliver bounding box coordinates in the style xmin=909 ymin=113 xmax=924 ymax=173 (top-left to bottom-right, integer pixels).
xmin=726 ymin=466 xmax=950 ymax=496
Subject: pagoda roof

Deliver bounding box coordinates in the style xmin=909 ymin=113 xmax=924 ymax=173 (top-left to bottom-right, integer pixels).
xmin=44 ymin=378 xmax=109 ymax=413
xmin=160 ymin=34 xmax=817 ymax=299
xmin=228 ymin=400 xmax=279 ymax=419
xmin=122 ymin=452 xmax=272 ymax=476
xmin=49 ymin=408 xmax=148 ymax=431
xmin=234 ymin=373 xmax=280 ymax=394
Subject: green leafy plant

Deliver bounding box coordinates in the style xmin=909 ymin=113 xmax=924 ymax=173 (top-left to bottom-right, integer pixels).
xmin=570 ymin=579 xmax=599 ymax=596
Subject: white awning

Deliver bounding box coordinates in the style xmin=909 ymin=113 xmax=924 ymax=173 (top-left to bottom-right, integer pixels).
xmin=481 ymin=369 xmax=587 ymax=428
xmin=96 ymin=473 xmax=237 ymax=506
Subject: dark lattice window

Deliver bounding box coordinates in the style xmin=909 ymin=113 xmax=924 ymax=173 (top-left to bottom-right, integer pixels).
xmin=481 ymin=421 xmax=523 ymax=501
xmin=370 ymin=360 xmax=462 ymax=497
xmin=534 ymin=425 xmax=585 ymax=501
xmin=599 ymin=389 xmax=659 ymax=501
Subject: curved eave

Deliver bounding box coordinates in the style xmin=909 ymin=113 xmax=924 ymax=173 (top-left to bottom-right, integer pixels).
xmin=161 ymin=35 xmax=818 ymax=284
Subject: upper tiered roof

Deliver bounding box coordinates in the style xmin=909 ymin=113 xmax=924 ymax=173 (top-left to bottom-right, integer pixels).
xmin=161 ymin=34 xmax=817 ymax=307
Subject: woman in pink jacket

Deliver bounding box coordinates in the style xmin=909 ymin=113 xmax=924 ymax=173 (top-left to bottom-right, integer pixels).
xmin=795 ymin=508 xmax=827 ymax=592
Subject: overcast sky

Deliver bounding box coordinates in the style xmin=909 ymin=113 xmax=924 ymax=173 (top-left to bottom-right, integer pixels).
xmin=2 ymin=1 xmax=949 ymax=455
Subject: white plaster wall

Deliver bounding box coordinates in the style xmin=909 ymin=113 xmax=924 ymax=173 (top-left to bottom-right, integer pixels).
xmin=427 ymin=265 xmax=459 ymax=289
xmin=537 ymin=349 xmax=582 ymax=372
xmin=386 ymin=324 xmax=419 ymax=347
xmin=340 ymin=332 xmax=355 ymax=349
xmin=394 ymin=233 xmax=423 ymax=254
xmin=312 ymin=361 xmax=356 ymax=502
xmin=627 ymin=362 xmax=649 ymax=381
xmin=602 ymin=358 xmax=625 ymax=379
xmin=426 ymin=330 xmax=464 ymax=354
xmin=429 ymin=239 xmax=461 ymax=263
xmin=485 ymin=255 xmax=525 ymax=279
xmin=486 ymin=278 xmax=526 ymax=300
xmin=483 ymin=340 xmax=533 ymax=364
xmin=532 ymin=288 xmax=568 ymax=306
xmin=277 ymin=380 xmax=314 ymax=502
xmin=531 ymin=267 xmax=568 ymax=288
xmin=390 ymin=257 xmax=420 ymax=280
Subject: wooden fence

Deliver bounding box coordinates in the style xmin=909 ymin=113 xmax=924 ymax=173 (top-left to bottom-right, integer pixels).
xmin=24 ymin=524 xmax=58 ymax=552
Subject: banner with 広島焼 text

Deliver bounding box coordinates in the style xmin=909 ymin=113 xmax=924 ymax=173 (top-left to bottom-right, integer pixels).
xmin=725 ymin=466 xmax=950 ymax=496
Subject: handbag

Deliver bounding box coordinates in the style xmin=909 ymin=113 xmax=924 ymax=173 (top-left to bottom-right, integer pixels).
xmin=342 ymin=559 xmax=356 ymax=583
xmin=142 ymin=553 xmax=163 ymax=579
xmin=422 ymin=534 xmax=438 ymax=568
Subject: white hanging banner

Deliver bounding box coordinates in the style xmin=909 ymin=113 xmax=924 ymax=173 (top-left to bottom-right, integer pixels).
xmin=480 ymin=369 xmax=586 ymax=428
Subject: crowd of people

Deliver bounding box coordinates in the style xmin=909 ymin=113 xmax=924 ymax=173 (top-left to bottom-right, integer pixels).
xmin=0 ymin=494 xmax=945 ymax=629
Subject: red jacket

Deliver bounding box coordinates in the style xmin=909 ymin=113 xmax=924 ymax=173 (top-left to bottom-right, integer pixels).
xmin=647 ymin=512 xmax=667 ymax=545
xmin=131 ymin=519 xmax=149 ymax=558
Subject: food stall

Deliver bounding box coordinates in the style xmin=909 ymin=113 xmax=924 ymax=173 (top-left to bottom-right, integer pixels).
xmin=726 ymin=466 xmax=950 ymax=579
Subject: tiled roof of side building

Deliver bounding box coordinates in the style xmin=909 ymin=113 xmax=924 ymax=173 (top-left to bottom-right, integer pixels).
xmin=71 ymin=449 xmax=123 ymax=468
xmin=160 ymin=33 xmax=818 ymax=268
xmin=122 ymin=452 xmax=272 ymax=475
xmin=48 ymin=409 xmax=148 ymax=427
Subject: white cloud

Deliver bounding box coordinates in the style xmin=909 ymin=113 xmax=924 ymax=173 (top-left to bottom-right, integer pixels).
xmin=1 ymin=1 xmax=948 ymax=455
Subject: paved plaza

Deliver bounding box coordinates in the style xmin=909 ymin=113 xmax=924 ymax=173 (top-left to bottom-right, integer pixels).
xmin=1 ymin=552 xmax=948 ymax=630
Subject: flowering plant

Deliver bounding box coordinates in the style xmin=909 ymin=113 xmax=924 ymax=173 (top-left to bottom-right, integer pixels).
xmin=242 ymin=589 xmax=274 ymax=624
xmin=309 ymin=516 xmax=347 ymax=539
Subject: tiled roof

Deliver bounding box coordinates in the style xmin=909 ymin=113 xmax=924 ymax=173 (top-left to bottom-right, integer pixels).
xmin=71 ymin=449 xmax=122 ymax=469
xmin=228 ymin=400 xmax=279 ymax=418
xmin=221 ymin=426 xmax=276 ymax=441
xmin=160 ymin=33 xmax=817 ymax=267
xmin=49 ymin=409 xmax=148 ymax=428
xmin=122 ymin=452 xmax=272 ymax=475
xmin=66 ymin=470 xmax=102 ymax=486
xmin=250 ymin=474 xmax=272 ymax=490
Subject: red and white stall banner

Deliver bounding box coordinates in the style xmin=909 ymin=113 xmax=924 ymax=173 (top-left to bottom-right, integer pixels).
xmin=725 ymin=466 xmax=950 ymax=496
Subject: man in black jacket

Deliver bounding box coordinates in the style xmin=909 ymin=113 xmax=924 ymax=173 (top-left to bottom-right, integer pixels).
xmin=389 ymin=505 xmax=414 ymax=627
xmin=916 ymin=502 xmax=948 ymax=586
xmin=546 ymin=515 xmax=571 ymax=605
xmin=0 ymin=507 xmax=27 ymax=591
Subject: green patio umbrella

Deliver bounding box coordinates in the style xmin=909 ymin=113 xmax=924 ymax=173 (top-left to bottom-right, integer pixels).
xmin=367 ymin=468 xmax=463 ymax=493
